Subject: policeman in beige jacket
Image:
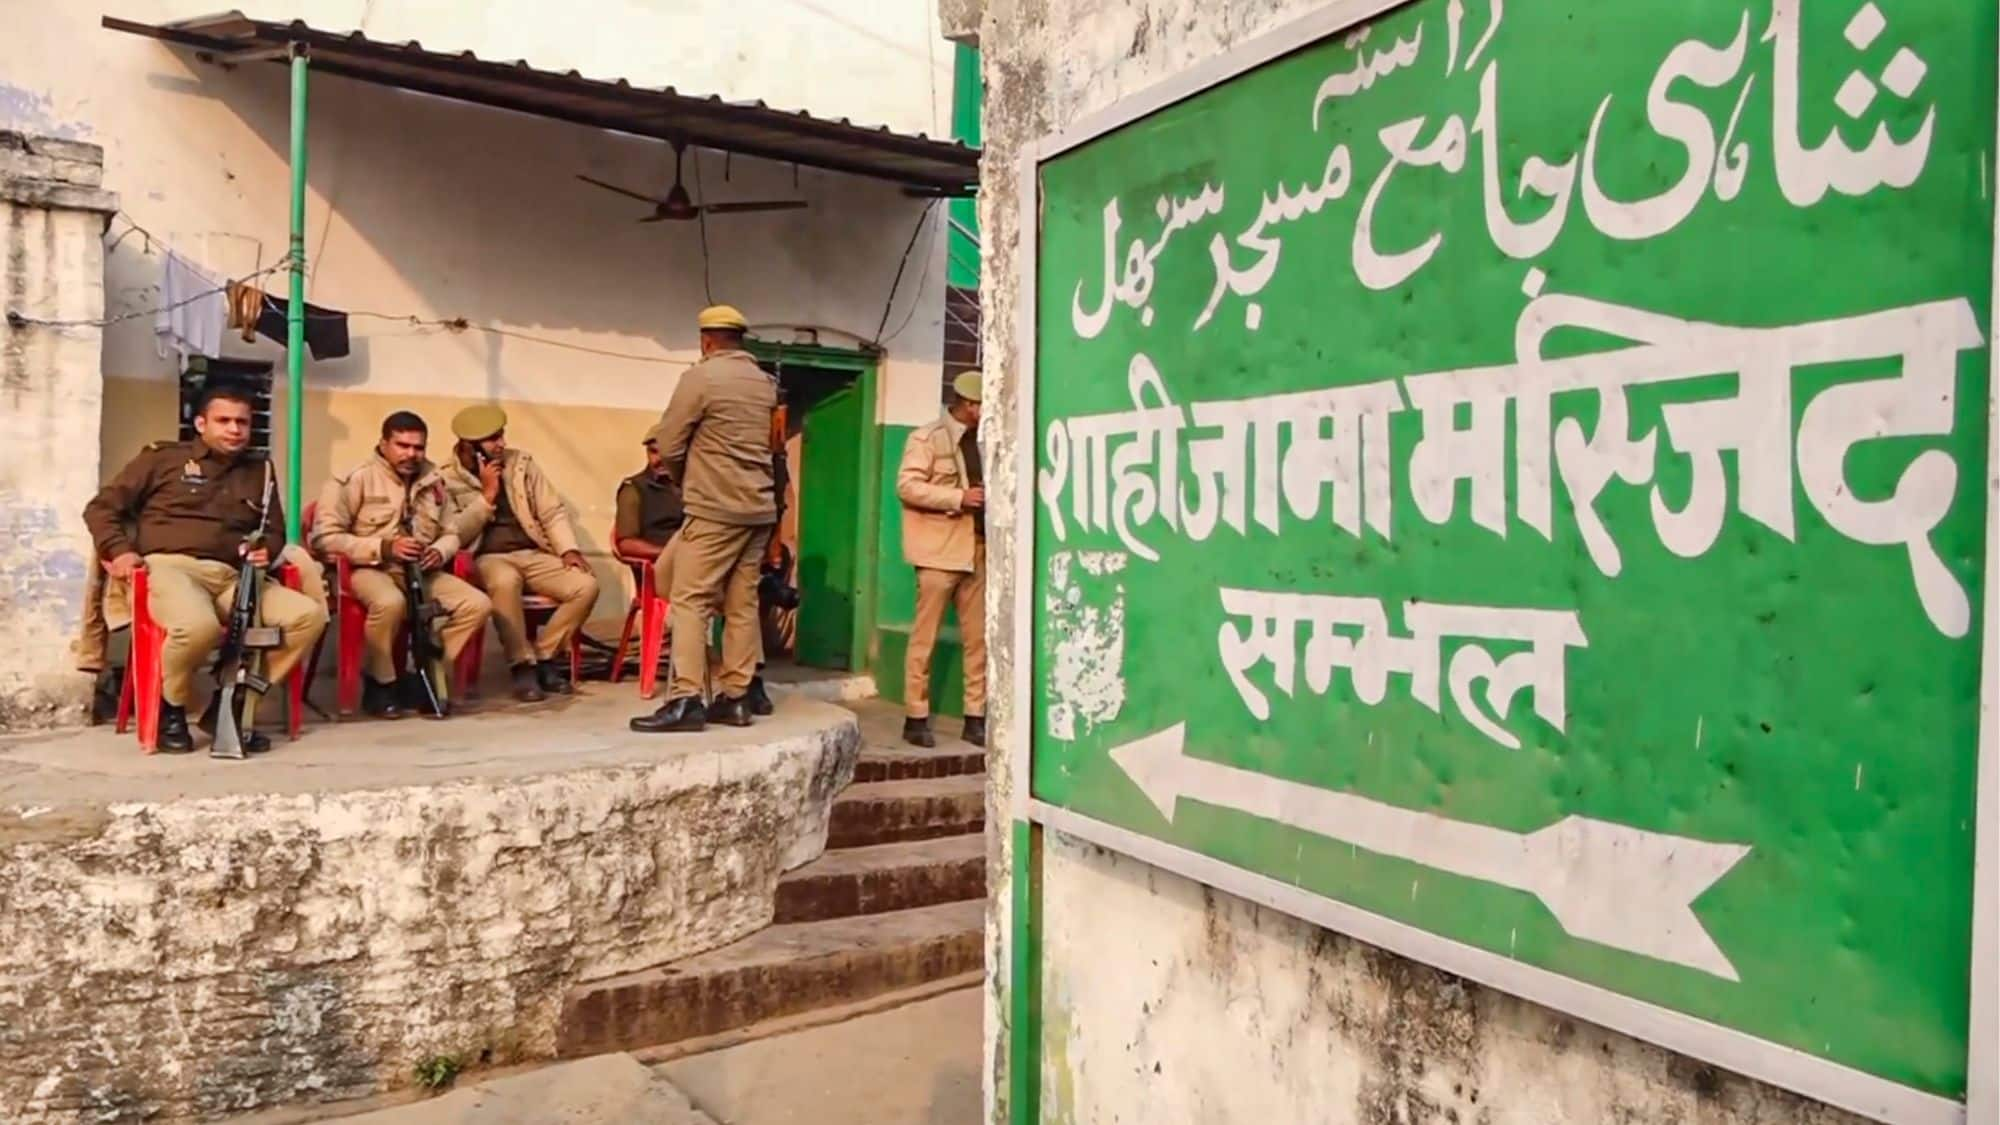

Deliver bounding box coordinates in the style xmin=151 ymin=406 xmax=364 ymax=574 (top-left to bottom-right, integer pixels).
xmin=443 ymin=404 xmax=600 ymax=702
xmin=312 ymin=411 xmax=492 ymax=718
xmin=895 ymin=371 xmax=986 ymax=748
xmin=630 ymin=304 xmax=780 ymax=734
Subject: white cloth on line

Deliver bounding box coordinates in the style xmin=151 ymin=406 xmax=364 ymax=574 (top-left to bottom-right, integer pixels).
xmin=155 ymin=250 xmax=226 ymax=363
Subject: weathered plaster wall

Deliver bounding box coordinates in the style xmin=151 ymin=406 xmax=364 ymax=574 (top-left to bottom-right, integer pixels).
xmin=973 ymin=2 xmax=1873 ymax=1123
xmin=0 ymin=133 xmax=116 ymax=732
xmin=0 ymin=712 xmax=860 ymax=1122
xmin=1037 ymin=834 xmax=1869 ymax=1125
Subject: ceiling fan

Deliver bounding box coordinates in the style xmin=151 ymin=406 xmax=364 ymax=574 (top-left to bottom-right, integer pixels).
xmin=577 ymin=142 xmax=808 ymax=223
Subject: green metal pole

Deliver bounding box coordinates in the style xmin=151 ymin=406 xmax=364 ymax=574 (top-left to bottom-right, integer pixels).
xmin=1008 ymin=817 xmax=1042 ymax=1125
xmin=284 ymin=44 xmax=309 ymax=544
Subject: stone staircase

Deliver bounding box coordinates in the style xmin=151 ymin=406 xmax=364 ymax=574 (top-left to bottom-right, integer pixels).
xmin=556 ymin=702 xmax=986 ymax=1059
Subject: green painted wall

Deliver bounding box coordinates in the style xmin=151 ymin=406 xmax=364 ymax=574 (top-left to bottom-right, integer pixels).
xmin=870 ymin=422 xmax=970 ymax=715
xmin=948 ymin=42 xmax=983 ymax=289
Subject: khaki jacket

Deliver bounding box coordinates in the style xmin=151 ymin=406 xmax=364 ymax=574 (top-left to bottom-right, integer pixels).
xmin=312 ymin=455 xmax=478 ymax=567
xmin=648 ymin=348 xmax=779 ymax=526
xmin=440 ymin=449 xmax=582 ymax=557
xmin=897 ymin=415 xmax=978 ymax=573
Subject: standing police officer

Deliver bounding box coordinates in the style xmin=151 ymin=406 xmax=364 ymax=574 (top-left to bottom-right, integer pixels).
xmin=631 ymin=305 xmax=778 ymax=732
xmin=895 ymin=371 xmax=987 ymax=748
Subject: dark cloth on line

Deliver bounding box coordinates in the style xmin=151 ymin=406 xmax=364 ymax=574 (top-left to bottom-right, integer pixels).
xmin=255 ymin=294 xmax=351 ymax=360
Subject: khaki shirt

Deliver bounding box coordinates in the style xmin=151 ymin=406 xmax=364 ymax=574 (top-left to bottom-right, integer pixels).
xmin=896 ymin=415 xmax=978 ymax=573
xmin=84 ymin=439 xmax=286 ymax=565
xmin=648 ymin=349 xmax=779 ymax=526
xmin=310 ymin=454 xmax=477 ymax=567
xmin=440 ymin=448 xmax=582 ymax=557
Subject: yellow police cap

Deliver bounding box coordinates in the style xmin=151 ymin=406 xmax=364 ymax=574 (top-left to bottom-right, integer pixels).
xmin=451 ymin=403 xmax=508 ymax=441
xmin=952 ymin=370 xmax=983 ymax=403
xmin=697 ymin=304 xmax=748 ymax=331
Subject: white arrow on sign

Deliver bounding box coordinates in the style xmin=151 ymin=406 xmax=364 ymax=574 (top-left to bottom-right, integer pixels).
xmin=1110 ymin=724 xmax=1752 ymax=980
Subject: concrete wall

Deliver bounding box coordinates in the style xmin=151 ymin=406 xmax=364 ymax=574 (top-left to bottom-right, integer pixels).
xmin=0 ymin=134 xmax=117 ymax=731
xmin=973 ymin=2 xmax=1873 ymax=1123
xmin=0 ymin=0 xmax=956 ymax=699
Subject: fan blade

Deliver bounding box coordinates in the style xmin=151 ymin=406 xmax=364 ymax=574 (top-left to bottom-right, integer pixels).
xmin=577 ymin=174 xmax=668 ymax=206
xmin=701 ymin=200 xmax=810 ymax=215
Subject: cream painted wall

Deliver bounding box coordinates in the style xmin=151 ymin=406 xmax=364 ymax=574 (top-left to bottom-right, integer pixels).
xmin=0 ymin=0 xmax=956 ymax=628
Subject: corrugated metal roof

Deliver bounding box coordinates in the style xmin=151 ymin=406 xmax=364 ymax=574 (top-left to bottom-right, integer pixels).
xmin=102 ymin=10 xmax=980 ymax=195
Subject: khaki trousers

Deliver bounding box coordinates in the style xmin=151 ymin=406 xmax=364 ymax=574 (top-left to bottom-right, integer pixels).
xmin=78 ymin=548 xmax=327 ymax=673
xmin=651 ymin=533 xmax=766 ymax=668
xmin=144 ymin=553 xmax=328 ymax=707
xmin=906 ymin=545 xmax=986 ymax=719
xmin=667 ymin=517 xmax=771 ymax=701
xmin=347 ymin=567 xmax=492 ymax=684
xmin=475 ymin=550 xmax=600 ymax=664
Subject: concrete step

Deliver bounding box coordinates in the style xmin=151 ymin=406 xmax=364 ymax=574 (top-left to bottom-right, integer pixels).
xmin=774 ymin=834 xmax=985 ymax=923
xmin=825 ymin=776 xmax=985 ymax=849
xmin=853 ymin=744 xmax=987 ymax=783
xmin=557 ymin=900 xmax=983 ymax=1059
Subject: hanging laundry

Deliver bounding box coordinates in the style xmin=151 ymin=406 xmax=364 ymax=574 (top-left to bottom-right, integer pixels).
xmin=225 ymin=280 xmax=262 ymax=343
xmin=242 ymin=288 xmax=352 ymax=360
xmin=155 ymin=250 xmax=226 ymax=362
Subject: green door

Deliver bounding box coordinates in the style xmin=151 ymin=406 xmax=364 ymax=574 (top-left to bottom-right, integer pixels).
xmin=795 ymin=381 xmax=864 ymax=669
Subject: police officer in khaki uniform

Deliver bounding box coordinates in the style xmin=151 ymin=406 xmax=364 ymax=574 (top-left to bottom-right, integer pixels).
xmin=621 ymin=435 xmax=780 ymax=714
xmin=442 ymin=404 xmax=600 ymax=702
xmin=613 ymin=435 xmax=686 ymax=562
xmin=631 ymin=304 xmax=779 ymax=733
xmin=82 ymin=383 xmax=329 ymax=753
xmin=312 ymin=411 xmax=493 ymax=718
xmin=896 ymin=371 xmax=987 ymax=748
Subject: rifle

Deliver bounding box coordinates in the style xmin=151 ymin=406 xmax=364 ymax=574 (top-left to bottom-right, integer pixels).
xmin=765 ymin=400 xmax=788 ymax=571
xmin=211 ymin=461 xmax=282 ymax=760
xmin=401 ymin=506 xmax=451 ymax=718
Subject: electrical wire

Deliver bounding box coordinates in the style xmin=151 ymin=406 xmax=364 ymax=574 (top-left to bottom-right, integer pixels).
xmin=5 ymin=263 xmax=285 ymax=329
xmin=691 ymin=147 xmax=717 ymax=305
xmin=872 ymin=201 xmax=937 ymax=345
xmin=341 ymin=309 xmax=699 ymax=365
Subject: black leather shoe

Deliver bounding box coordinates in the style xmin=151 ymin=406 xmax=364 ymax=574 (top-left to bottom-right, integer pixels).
xmin=746 ymin=676 xmax=775 ymax=717
xmin=706 ymin=695 xmax=753 ymax=728
xmin=902 ymin=717 xmax=935 ymax=749
xmin=363 ymin=678 xmax=405 ymax=720
xmin=961 ymin=715 xmax=987 ymax=748
xmin=630 ymin=696 xmax=707 ymax=733
xmin=197 ymin=695 xmax=271 ymax=754
xmin=157 ymin=702 xmax=195 ymax=754
xmin=511 ymin=663 xmax=546 ymax=703
xmin=537 ymin=659 xmax=575 ymax=695
xmin=91 ymin=669 xmax=121 ymax=725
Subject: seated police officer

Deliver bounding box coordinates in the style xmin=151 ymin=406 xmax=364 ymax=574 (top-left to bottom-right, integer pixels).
xmin=82 ymin=383 xmax=329 ymax=753
xmin=313 ymin=411 xmax=493 ymax=718
xmin=442 ymin=404 xmax=600 ymax=702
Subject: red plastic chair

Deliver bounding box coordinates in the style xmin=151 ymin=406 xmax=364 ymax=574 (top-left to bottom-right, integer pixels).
xmin=302 ymin=500 xmax=480 ymax=715
xmin=610 ymin=523 xmax=671 ymax=699
xmin=115 ymin=562 xmax=307 ymax=753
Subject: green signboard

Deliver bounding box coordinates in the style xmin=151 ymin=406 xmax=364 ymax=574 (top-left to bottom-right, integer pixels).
xmin=1018 ymin=2 xmax=1997 ymax=1122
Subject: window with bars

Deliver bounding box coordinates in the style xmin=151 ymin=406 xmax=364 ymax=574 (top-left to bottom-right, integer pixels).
xmin=177 ymin=356 xmax=275 ymax=456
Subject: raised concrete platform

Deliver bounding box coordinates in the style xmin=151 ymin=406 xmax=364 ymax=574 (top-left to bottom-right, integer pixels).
xmin=0 ymin=690 xmax=861 ymax=1124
